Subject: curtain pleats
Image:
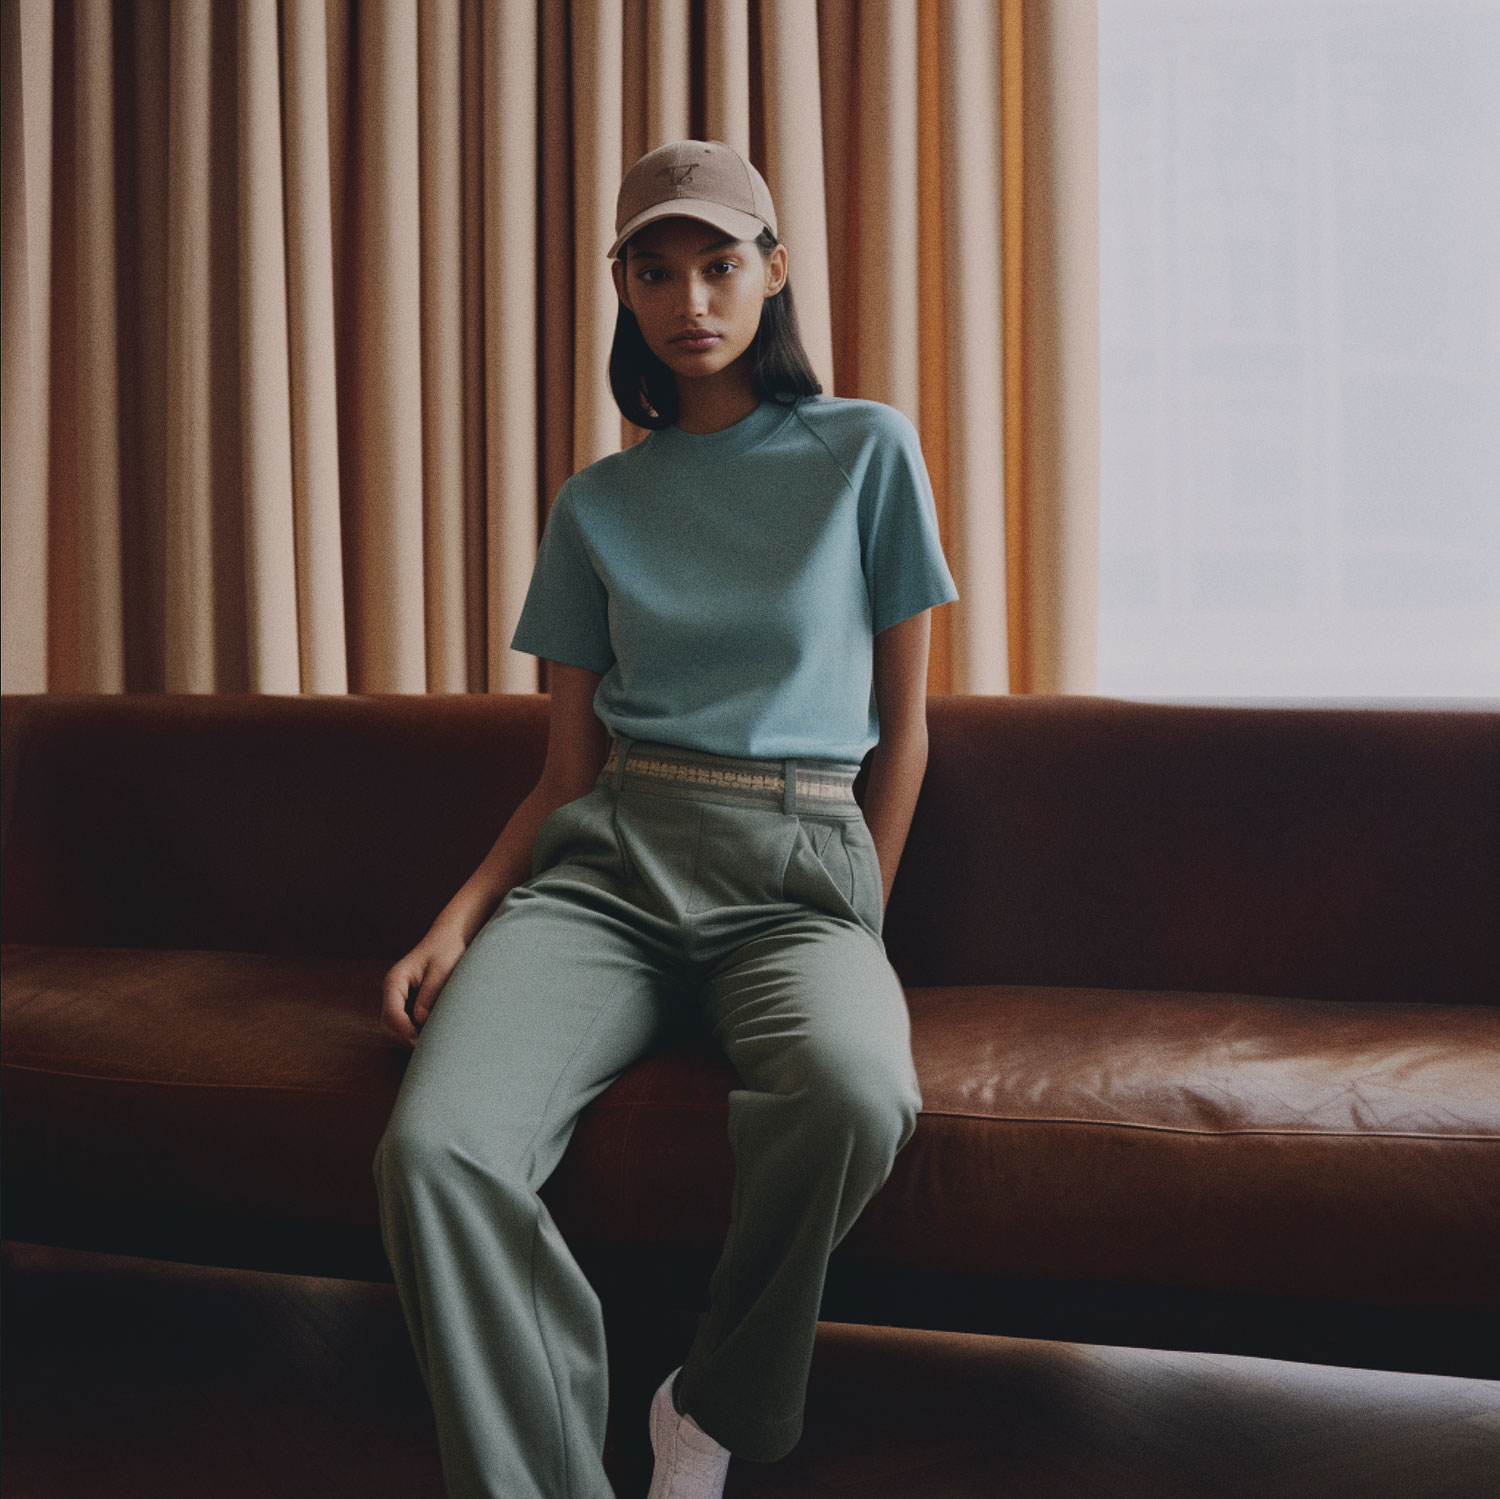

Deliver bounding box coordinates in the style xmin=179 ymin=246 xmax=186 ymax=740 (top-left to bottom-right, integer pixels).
xmin=164 ymin=0 xmax=216 ymax=691
xmin=482 ymin=0 xmax=542 ymax=693
xmin=936 ymin=0 xmax=1007 ymax=695
xmin=416 ymin=0 xmax=466 ymax=694
xmin=239 ymin=0 xmax=298 ymax=693
xmin=283 ymin=0 xmax=349 ymax=694
xmin=459 ymin=0 xmax=486 ymax=694
xmin=760 ymin=0 xmax=833 ymax=401
xmin=0 ymin=0 xmax=54 ymax=689
xmin=348 ymin=0 xmax=425 ymax=692
xmin=0 ymin=0 xmax=1099 ymax=699
xmin=1018 ymin=0 xmax=1098 ymax=695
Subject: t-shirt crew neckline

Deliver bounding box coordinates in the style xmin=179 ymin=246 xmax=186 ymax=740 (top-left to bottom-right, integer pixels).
xmin=645 ymin=394 xmax=802 ymax=465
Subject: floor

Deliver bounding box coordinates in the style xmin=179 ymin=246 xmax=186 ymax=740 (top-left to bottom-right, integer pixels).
xmin=2 ymin=1240 xmax=1496 ymax=1499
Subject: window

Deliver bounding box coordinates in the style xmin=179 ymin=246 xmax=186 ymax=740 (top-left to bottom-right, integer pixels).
xmin=1097 ymin=0 xmax=1500 ymax=700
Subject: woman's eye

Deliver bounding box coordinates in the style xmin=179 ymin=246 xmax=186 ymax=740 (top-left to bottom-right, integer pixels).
xmin=638 ymin=262 xmax=735 ymax=283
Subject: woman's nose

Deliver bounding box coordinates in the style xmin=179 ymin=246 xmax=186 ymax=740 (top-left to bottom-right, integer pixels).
xmin=687 ymin=275 xmax=716 ymax=309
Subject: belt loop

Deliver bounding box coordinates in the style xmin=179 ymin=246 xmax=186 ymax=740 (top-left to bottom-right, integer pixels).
xmin=782 ymin=757 xmax=798 ymax=815
xmin=612 ymin=734 xmax=635 ymax=791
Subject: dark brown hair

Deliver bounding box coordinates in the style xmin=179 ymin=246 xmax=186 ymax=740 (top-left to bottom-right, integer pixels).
xmin=608 ymin=227 xmax=823 ymax=429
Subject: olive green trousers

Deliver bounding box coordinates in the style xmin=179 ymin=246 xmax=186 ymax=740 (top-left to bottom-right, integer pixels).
xmin=372 ymin=735 xmax=922 ymax=1498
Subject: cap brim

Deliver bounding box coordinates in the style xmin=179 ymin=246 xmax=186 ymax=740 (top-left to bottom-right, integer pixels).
xmin=606 ymin=199 xmax=768 ymax=260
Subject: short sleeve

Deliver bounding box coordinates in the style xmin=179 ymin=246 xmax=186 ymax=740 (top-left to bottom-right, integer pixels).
xmin=509 ymin=479 xmax=616 ymax=673
xmin=860 ymin=408 xmax=960 ymax=634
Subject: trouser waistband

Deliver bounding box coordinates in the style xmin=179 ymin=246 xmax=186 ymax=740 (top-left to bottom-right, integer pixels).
xmin=597 ymin=735 xmax=862 ymax=816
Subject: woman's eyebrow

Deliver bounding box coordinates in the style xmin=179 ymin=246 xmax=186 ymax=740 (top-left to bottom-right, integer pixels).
xmin=630 ymin=236 xmax=741 ymax=262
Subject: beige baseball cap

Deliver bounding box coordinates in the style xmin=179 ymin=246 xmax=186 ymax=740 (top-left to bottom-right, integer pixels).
xmin=607 ymin=139 xmax=777 ymax=260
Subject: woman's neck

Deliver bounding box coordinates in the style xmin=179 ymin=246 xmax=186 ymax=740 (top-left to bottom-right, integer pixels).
xmin=671 ymin=370 xmax=761 ymax=435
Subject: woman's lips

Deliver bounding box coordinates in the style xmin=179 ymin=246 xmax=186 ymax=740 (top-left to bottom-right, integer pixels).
xmin=673 ymin=334 xmax=720 ymax=351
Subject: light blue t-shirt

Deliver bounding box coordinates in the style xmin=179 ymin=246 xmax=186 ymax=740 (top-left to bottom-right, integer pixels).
xmin=509 ymin=392 xmax=960 ymax=763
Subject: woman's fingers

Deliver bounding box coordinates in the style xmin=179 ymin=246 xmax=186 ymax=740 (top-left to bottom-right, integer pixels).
xmin=381 ymin=959 xmax=422 ymax=1048
xmin=411 ymin=958 xmax=453 ymax=1026
xmin=381 ymin=934 xmax=468 ymax=1049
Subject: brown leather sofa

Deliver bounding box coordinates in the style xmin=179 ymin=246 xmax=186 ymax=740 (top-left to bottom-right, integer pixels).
xmin=4 ymin=690 xmax=1498 ymax=1408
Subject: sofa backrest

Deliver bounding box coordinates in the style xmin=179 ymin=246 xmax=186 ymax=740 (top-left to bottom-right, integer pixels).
xmin=894 ymin=695 xmax=1498 ymax=1006
xmin=0 ymin=693 xmax=549 ymax=965
xmin=2 ymin=692 xmax=1496 ymax=1005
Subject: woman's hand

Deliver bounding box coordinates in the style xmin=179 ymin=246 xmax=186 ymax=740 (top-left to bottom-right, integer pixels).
xmin=380 ymin=926 xmax=470 ymax=1051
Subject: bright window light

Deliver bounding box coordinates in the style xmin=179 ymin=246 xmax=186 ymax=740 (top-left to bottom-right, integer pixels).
xmin=1097 ymin=0 xmax=1500 ymax=702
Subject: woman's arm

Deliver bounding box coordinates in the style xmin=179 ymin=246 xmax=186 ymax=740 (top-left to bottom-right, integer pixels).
xmin=381 ymin=663 xmax=611 ymax=1048
xmin=862 ymin=608 xmax=935 ymax=913
xmin=428 ymin=661 xmax=610 ymax=946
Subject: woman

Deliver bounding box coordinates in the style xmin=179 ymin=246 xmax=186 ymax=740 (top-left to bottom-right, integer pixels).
xmin=373 ymin=139 xmax=959 ymax=1499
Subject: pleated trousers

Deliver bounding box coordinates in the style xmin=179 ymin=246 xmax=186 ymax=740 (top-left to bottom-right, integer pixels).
xmin=372 ymin=734 xmax=923 ymax=1498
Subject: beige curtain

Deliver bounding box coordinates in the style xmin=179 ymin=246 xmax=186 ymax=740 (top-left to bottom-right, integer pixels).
xmin=0 ymin=0 xmax=1097 ymax=699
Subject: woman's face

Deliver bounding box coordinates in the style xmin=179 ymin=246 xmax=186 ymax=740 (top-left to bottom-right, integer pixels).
xmin=612 ymin=217 xmax=787 ymax=380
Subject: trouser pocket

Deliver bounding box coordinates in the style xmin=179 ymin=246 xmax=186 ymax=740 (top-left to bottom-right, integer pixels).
xmin=531 ymin=787 xmax=624 ymax=881
xmin=783 ymin=814 xmax=885 ymax=939
xmin=839 ymin=815 xmax=885 ymax=937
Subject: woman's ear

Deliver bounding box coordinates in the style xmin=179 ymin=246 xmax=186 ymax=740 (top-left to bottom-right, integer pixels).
xmin=767 ymin=243 xmax=788 ymax=295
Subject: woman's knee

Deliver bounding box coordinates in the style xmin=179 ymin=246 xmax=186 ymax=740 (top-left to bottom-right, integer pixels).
xmin=372 ymin=1114 xmax=448 ymax=1192
xmin=372 ymin=1111 xmax=528 ymax=1200
xmin=809 ymin=1050 xmax=923 ymax=1159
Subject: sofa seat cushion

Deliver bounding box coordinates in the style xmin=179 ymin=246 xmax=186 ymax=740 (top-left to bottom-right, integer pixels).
xmin=4 ymin=945 xmax=1497 ymax=1309
xmin=550 ymin=983 xmax=1500 ymax=1311
xmin=1 ymin=944 xmax=403 ymax=1226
